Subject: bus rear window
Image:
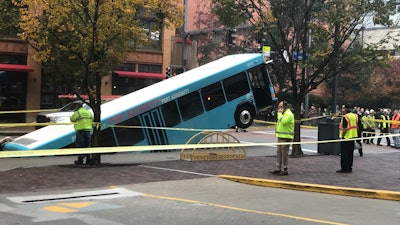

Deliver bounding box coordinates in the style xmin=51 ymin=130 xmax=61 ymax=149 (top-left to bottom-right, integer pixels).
xmin=201 ymin=82 xmax=225 ymax=111
xmin=223 ymin=72 xmax=250 ymax=101
xmin=178 ymin=91 xmax=204 ymax=121
xmin=161 ymin=101 xmax=181 ymax=127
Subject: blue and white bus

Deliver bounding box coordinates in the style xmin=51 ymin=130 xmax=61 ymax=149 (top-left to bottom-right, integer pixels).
xmin=3 ymin=53 xmax=277 ymax=150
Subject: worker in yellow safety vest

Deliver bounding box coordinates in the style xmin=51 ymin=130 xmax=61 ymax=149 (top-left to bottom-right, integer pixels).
xmin=337 ymin=108 xmax=359 ymax=173
xmin=70 ymin=102 xmax=94 ymax=165
xmin=270 ymin=101 xmax=294 ymax=176
xmin=377 ymin=109 xmax=391 ymax=147
xmin=361 ymin=110 xmax=369 ymax=144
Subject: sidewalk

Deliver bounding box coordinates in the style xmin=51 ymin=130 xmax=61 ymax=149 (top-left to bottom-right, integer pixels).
xmin=0 ymin=126 xmax=399 ymax=200
xmin=0 ymin=146 xmax=399 ymax=199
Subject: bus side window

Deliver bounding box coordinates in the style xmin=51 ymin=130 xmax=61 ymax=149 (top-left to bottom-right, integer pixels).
xmin=100 ymin=128 xmax=117 ymax=147
xmin=100 ymin=116 xmax=144 ymax=146
xmin=161 ymin=100 xmax=181 ymax=127
xmin=178 ymin=91 xmax=204 ymax=121
xmin=223 ymin=72 xmax=250 ymax=101
xmin=115 ymin=116 xmax=144 ymax=146
xmin=201 ymin=82 xmax=225 ymax=111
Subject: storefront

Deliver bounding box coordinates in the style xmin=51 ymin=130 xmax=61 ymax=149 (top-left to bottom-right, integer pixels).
xmin=0 ymin=59 xmax=34 ymax=122
xmin=0 ymin=38 xmax=42 ymax=123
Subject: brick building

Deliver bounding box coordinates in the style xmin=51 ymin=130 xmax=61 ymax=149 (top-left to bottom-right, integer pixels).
xmin=0 ymin=14 xmax=176 ymax=123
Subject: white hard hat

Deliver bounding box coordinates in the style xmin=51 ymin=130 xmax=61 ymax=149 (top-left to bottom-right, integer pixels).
xmin=370 ymin=109 xmax=375 ymax=113
xmin=364 ymin=110 xmax=369 ymax=115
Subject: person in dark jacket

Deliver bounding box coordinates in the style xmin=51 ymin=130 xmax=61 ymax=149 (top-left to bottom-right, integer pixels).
xmin=356 ymin=109 xmax=363 ymax=156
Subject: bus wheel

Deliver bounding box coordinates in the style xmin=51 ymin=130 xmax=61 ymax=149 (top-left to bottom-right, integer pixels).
xmin=235 ymin=105 xmax=254 ymax=129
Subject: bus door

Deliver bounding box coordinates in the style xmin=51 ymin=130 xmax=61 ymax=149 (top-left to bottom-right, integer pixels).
xmin=141 ymin=109 xmax=168 ymax=145
xmin=248 ymin=65 xmax=275 ymax=111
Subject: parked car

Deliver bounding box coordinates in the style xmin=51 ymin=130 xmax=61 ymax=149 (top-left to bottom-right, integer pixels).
xmin=35 ymin=100 xmax=92 ymax=129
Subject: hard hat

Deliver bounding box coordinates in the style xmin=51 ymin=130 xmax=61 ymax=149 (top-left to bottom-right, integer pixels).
xmin=364 ymin=110 xmax=369 ymax=115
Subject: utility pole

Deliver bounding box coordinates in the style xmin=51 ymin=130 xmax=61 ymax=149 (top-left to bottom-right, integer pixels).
xmin=182 ymin=0 xmax=187 ymax=72
xmin=305 ymin=28 xmax=311 ymax=117
xmin=332 ymin=20 xmax=340 ymax=116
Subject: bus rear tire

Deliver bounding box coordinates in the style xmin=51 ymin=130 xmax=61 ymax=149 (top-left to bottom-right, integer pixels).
xmin=234 ymin=105 xmax=255 ymax=129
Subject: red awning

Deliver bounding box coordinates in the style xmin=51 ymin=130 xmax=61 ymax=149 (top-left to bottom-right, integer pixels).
xmin=114 ymin=71 xmax=165 ymax=80
xmin=58 ymin=94 xmax=122 ymax=101
xmin=0 ymin=64 xmax=34 ymax=72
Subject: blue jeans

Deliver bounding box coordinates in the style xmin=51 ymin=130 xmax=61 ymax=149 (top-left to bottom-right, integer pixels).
xmin=75 ymin=131 xmax=91 ymax=163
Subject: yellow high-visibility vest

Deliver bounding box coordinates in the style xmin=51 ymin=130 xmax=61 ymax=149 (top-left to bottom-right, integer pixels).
xmin=339 ymin=112 xmax=358 ymax=139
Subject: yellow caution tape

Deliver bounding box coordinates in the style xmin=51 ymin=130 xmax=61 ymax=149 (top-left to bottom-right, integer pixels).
xmin=363 ymin=118 xmax=400 ymax=125
xmin=298 ymin=115 xmax=329 ymax=122
xmin=0 ymin=109 xmax=60 ymax=114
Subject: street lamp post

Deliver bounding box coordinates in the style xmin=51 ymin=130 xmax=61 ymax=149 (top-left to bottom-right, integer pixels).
xmin=182 ymin=0 xmax=187 ymax=72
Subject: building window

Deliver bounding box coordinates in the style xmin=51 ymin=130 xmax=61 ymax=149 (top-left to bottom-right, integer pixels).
xmin=0 ymin=54 xmax=27 ymax=65
xmin=0 ymin=27 xmax=18 ymax=37
xmin=0 ymin=71 xmax=27 ymax=122
xmin=138 ymin=7 xmax=162 ymax=51
xmin=138 ymin=64 xmax=162 ymax=73
xmin=116 ymin=63 xmax=136 ymax=71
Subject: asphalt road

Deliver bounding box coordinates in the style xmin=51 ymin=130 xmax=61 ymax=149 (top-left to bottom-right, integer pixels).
xmin=1 ymin=177 xmax=398 ymax=225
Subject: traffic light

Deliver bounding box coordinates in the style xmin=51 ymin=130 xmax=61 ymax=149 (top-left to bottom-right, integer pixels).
xmin=257 ymin=31 xmax=267 ymax=44
xmin=166 ymin=66 xmax=171 ymax=78
xmin=226 ymin=29 xmax=237 ymax=46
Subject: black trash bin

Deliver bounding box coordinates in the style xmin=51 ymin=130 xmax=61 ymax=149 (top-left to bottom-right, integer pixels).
xmin=317 ymin=117 xmax=341 ymax=155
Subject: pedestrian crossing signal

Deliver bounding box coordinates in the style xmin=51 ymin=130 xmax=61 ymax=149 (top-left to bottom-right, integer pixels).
xmin=226 ymin=29 xmax=237 ymax=46
xmin=166 ymin=66 xmax=171 ymax=78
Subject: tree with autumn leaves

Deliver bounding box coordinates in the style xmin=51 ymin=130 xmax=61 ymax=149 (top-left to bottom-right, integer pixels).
xmin=368 ymin=58 xmax=400 ymax=108
xmin=211 ymin=0 xmax=397 ymax=156
xmin=11 ymin=0 xmax=183 ymax=164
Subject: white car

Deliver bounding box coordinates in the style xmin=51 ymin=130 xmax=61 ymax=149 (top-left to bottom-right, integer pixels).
xmin=35 ymin=100 xmax=92 ymax=129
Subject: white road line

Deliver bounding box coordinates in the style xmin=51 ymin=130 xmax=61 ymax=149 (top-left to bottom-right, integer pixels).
xmin=139 ymin=165 xmax=216 ymax=177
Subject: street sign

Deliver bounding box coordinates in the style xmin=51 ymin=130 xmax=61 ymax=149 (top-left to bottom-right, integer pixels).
xmin=262 ymin=46 xmax=271 ymax=57
xmin=292 ymin=51 xmax=310 ymax=60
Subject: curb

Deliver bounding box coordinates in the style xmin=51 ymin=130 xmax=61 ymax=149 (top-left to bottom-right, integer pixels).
xmin=218 ymin=175 xmax=400 ymax=201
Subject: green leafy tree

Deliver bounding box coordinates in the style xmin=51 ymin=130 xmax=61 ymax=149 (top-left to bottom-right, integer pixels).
xmin=0 ymin=0 xmax=20 ymax=34
xmin=191 ymin=0 xmax=257 ymax=65
xmin=14 ymin=0 xmax=183 ymax=164
xmin=211 ymin=0 xmax=396 ymax=156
